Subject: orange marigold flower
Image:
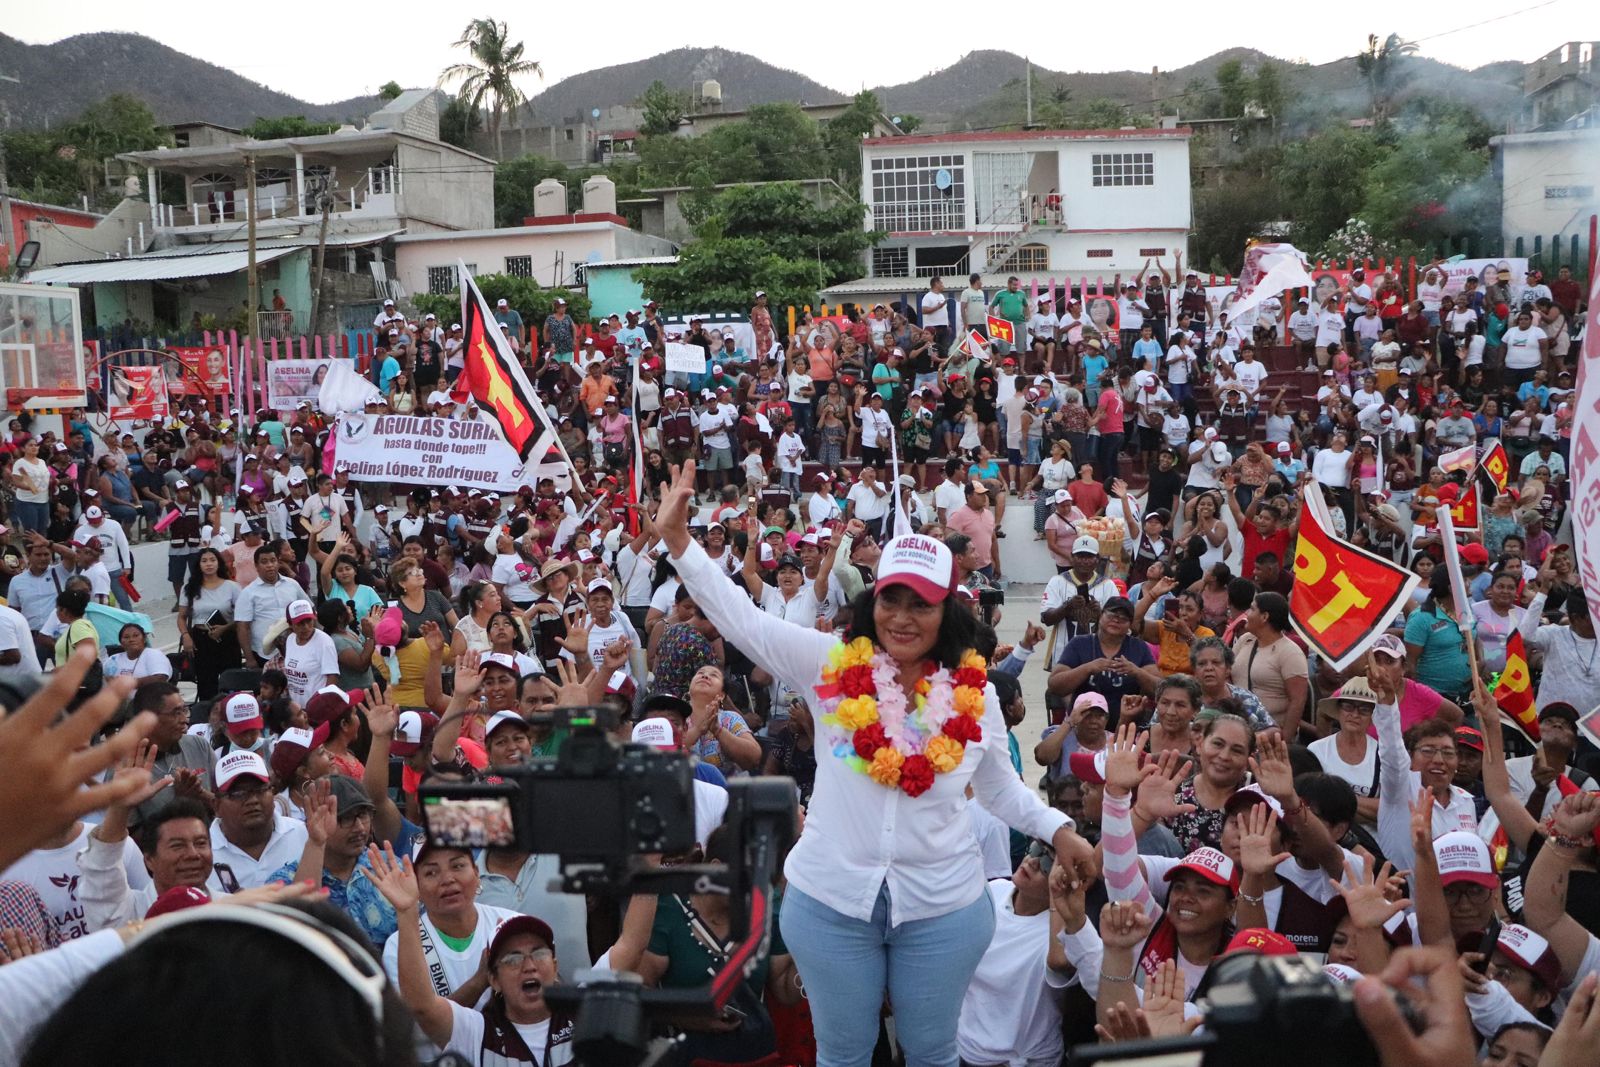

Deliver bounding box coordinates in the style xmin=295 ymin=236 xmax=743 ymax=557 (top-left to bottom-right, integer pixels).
xmin=868 ymin=747 xmax=905 ymax=786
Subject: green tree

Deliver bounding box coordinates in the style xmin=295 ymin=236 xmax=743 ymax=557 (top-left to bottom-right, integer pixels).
xmin=1191 ymin=174 xmax=1285 ymax=272
xmin=1358 ymin=123 xmax=1496 ymax=252
xmin=822 ymin=90 xmax=884 ymax=186
xmin=438 ymin=96 xmax=484 ymax=148
xmin=638 ymin=80 xmax=690 ymax=136
xmin=1070 ymin=98 xmax=1145 ymax=128
xmin=1252 ymin=60 xmax=1291 ymax=123
xmin=493 ymin=154 xmax=571 ymax=227
xmin=378 ymin=81 xmax=404 ymax=102
xmin=1356 ymin=32 xmax=1418 ymax=126
xmin=59 ymin=94 xmax=169 ymax=204
xmin=893 ymin=114 xmax=922 ymax=134
xmin=412 ymin=274 xmax=591 ymax=329
xmin=243 ymin=115 xmax=340 ymax=139
xmin=634 ymin=183 xmax=880 ymax=312
xmin=1276 ymin=125 xmax=1389 ymax=249
xmin=440 ymin=18 xmax=543 ymax=159
xmin=1215 ymin=60 xmax=1249 ymax=118
xmin=637 ymin=103 xmax=828 ymax=189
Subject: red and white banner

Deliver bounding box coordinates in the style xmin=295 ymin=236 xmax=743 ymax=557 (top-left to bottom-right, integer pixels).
xmin=167 ymin=344 xmax=232 ymax=395
xmin=107 ymin=365 xmax=169 ymax=422
xmin=1570 ymin=267 xmax=1600 ymax=615
xmin=1289 ymin=487 xmax=1421 ymax=669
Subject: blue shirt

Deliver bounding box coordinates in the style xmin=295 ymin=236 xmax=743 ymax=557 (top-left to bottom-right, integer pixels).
xmin=269 ymin=849 xmax=397 ymax=946
xmin=377 ymin=355 xmax=401 ymax=393
xmin=1403 ymin=603 xmax=1477 ymax=696
xmin=1131 ymin=338 xmax=1163 ymax=371
xmin=1517 ymin=382 xmax=1550 ymax=410
xmin=328 ymin=582 xmax=384 ymax=620
xmin=1082 ymin=354 xmax=1109 ymax=390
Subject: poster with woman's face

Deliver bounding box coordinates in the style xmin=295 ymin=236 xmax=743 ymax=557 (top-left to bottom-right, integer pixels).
xmin=1085 ymin=297 xmax=1119 ymax=337
xmin=167 ymin=345 xmax=232 ymax=395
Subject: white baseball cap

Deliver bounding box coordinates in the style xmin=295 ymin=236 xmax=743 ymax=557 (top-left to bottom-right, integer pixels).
xmin=631 ymin=717 xmax=676 ymax=750
xmin=1053 ymin=488 xmax=1072 ymax=505
xmin=1434 ymin=831 xmax=1496 ymax=889
xmin=496 ymin=298 xmax=509 ymax=308
xmin=84 ymin=505 xmax=104 ymax=521
xmin=224 ymin=693 xmax=264 ymax=734
xmin=285 ymin=599 xmax=316 ymax=624
xmin=874 ymin=533 xmax=956 ymax=604
xmin=215 ymin=750 xmax=271 ymax=791
xmin=485 ymin=709 xmax=529 ymax=738
xmin=1071 ymin=535 xmax=1100 ymax=555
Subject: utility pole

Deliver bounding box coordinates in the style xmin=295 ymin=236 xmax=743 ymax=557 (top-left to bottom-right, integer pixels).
xmin=309 ymin=178 xmax=332 ymax=334
xmin=245 ymin=153 xmax=259 ymax=354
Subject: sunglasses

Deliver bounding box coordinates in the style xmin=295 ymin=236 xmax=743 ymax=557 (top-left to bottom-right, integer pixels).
xmin=1026 ymin=839 xmax=1056 ymax=875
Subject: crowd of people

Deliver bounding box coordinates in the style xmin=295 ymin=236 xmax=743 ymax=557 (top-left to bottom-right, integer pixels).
xmin=0 ymin=251 xmax=1593 ymax=1067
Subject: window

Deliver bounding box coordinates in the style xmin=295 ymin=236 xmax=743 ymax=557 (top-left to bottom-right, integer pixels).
xmin=427 ymin=266 xmax=456 ymax=295
xmin=564 ymin=129 xmax=575 ymax=141
xmin=872 ymin=246 xmax=909 ymax=277
xmin=869 ymin=155 xmax=966 ymax=232
xmin=505 ymin=255 xmax=533 ymax=278
xmin=914 ymin=244 xmax=971 ymax=278
xmin=1091 ymin=152 xmax=1154 ymax=187
xmin=1138 ymin=246 xmax=1167 ymax=257
xmin=1086 ymin=249 xmax=1114 ymax=258
xmin=1000 ymin=243 xmax=1049 ymax=272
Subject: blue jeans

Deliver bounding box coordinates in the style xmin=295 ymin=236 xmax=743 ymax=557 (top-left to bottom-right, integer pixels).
xmin=12 ymin=500 xmax=47 ymax=534
xmin=781 ymin=882 xmax=996 ymax=1067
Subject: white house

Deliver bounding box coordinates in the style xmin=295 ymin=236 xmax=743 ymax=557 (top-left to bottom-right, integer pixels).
xmin=823 ymin=127 xmax=1192 ymax=306
xmin=1490 ymin=127 xmax=1600 ymax=245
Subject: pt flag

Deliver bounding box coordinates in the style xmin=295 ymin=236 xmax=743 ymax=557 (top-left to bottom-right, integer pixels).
xmin=1479 ymin=440 xmax=1512 ymax=495
xmin=1448 ymin=483 xmax=1480 ymax=529
xmin=1571 ymin=264 xmax=1600 ymax=616
xmin=451 ymin=263 xmax=576 ymax=473
xmin=986 ymin=316 xmax=1015 ymax=346
xmin=1289 ymin=488 xmax=1420 ymax=670
xmin=1438 ymin=443 xmax=1476 ymax=475
xmin=1494 ymin=630 xmax=1538 ymax=742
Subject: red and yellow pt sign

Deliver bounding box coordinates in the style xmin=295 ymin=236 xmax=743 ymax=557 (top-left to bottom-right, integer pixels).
xmin=1289 ymin=494 xmax=1417 ymax=669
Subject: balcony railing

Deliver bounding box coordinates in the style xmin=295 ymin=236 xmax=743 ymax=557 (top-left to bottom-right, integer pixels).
xmin=150 ymin=165 xmax=403 ymax=230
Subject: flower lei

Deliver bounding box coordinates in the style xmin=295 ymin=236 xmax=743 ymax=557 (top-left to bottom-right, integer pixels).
xmin=814 ymin=636 xmax=988 ymax=797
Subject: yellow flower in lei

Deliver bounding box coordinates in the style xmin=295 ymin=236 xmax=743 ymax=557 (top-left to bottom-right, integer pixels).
xmin=953 ymin=685 xmax=986 ymax=718
xmin=960 ymin=650 xmax=986 ymax=671
xmin=834 ymin=695 xmax=880 ymax=731
xmin=868 ymin=746 xmax=905 ymax=786
xmin=838 ymin=636 xmax=876 ymax=669
xmin=924 ymin=734 xmax=965 ymax=774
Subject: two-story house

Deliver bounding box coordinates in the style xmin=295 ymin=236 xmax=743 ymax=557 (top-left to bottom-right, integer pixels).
xmin=822 ymin=127 xmax=1192 ymax=310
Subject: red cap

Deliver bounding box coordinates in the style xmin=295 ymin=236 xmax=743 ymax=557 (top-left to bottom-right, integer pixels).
xmin=1067 ymin=749 xmax=1109 ymax=785
xmin=487 ymin=914 xmax=557 ymax=967
xmin=1163 ymin=847 xmax=1241 ymax=892
xmin=1459 ymin=543 xmax=1489 ymax=565
xmin=145 ymin=885 xmax=212 ymax=919
xmin=1224 ymin=927 xmax=1299 ymax=957
xmin=1435 ymin=483 xmax=1460 ymax=504
xmin=1454 ymin=725 xmax=1484 ymax=752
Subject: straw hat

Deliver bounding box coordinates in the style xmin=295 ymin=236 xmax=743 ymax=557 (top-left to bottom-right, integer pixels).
xmin=530 ymin=557 xmax=580 ymax=593
xmin=1316 ymin=675 xmax=1378 ymax=721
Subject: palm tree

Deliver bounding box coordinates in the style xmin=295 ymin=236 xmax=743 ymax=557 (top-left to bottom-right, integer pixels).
xmin=1356 ymin=32 xmax=1418 ymax=127
xmin=439 ymin=19 xmax=543 ymax=158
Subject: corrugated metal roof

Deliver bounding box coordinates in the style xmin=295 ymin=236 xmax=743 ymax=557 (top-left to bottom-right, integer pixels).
xmin=27 ymin=247 xmax=297 ymax=285
xmin=586 ymin=256 xmax=678 ymax=268
xmin=156 ymin=230 xmax=403 ymax=256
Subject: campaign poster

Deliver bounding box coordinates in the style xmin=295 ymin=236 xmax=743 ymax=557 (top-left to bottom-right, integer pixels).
xmin=267 ymin=359 xmax=333 ymax=411
xmin=107 ymin=365 xmax=170 ymax=422
xmin=664 ymin=342 xmax=706 ymax=376
xmin=167 ymin=344 xmax=232 ymax=395
xmin=335 ymin=413 xmax=571 ymax=494
xmin=1081 ymin=294 xmax=1120 ymax=341
xmin=1205 ymin=285 xmax=1258 ymax=330
xmin=1439 ymin=257 xmax=1529 ymax=299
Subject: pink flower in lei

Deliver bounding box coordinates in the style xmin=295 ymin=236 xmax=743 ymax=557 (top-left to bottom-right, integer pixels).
xmin=922 ymin=668 xmax=957 ymax=732
xmin=871 ymin=656 xmax=913 ymax=753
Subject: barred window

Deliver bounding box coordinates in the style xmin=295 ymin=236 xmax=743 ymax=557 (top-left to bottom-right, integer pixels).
xmin=1091 ymin=152 xmax=1154 ymax=187
xmin=1001 ymin=244 xmax=1049 ymax=272
xmin=427 ymin=266 xmax=455 ymax=295
xmin=869 ymin=154 xmax=966 ymax=232
xmin=504 ymin=255 xmax=533 ymax=278
xmin=872 ymin=246 xmax=909 ymax=277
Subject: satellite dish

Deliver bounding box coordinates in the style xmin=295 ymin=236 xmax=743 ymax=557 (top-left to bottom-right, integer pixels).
xmin=934 ymin=168 xmax=953 ymax=191
xmin=591 ymin=108 xmax=601 ymax=119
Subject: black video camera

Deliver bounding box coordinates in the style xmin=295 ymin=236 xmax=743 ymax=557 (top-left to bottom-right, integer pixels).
xmin=418 ymin=705 xmax=695 ymax=891
xmin=1069 ymin=955 xmax=1420 ymax=1067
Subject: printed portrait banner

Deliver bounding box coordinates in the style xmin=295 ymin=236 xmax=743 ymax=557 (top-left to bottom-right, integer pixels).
xmin=1289 ymin=487 xmax=1420 ymax=670
xmin=1439 ymin=257 xmax=1529 ymax=298
xmin=107 ymin=365 xmax=169 ymax=422
xmin=266 ymin=359 xmax=333 ymax=410
xmin=167 ymin=345 xmax=232 ymax=395
xmin=1571 ymin=265 xmax=1600 ymax=616
xmin=1205 ymin=285 xmax=1259 ymax=330
xmin=664 ymin=342 xmax=707 ymax=376
xmin=335 ymin=414 xmax=571 ymax=494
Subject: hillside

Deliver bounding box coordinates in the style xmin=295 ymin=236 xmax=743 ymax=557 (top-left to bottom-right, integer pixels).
xmin=520 ymin=46 xmax=846 ymax=123
xmin=0 ymin=31 xmax=379 ymax=128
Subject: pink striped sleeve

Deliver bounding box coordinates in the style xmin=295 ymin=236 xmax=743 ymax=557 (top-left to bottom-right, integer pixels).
xmin=1101 ymin=791 xmax=1157 ymax=916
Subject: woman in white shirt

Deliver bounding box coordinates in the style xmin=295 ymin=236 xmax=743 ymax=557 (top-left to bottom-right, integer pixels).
xmin=1312 ymin=431 xmax=1354 ymax=526
xmin=9 ymin=438 xmax=51 ymax=534
xmin=655 ymin=461 xmax=1090 ymax=1067
xmin=103 ymin=623 xmax=173 ymax=685
xmin=1308 ymin=679 xmax=1380 ymax=825
xmin=1028 ymin=440 xmax=1073 ymax=538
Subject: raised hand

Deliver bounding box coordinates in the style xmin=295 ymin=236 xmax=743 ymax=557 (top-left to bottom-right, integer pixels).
xmin=364 ymin=700 xmax=399 ymax=739
xmin=1120 ymin=694 xmax=1148 ymax=726
xmin=1134 ymin=750 xmax=1197 ymax=823
xmin=657 ymin=461 xmax=699 ymax=557
xmin=551 ymin=658 xmax=589 ymax=706
xmin=601 ymin=637 xmax=632 ymax=673
xmin=1049 ymin=860 xmax=1087 ymax=931
xmin=364 ymin=842 xmax=420 ymax=913
xmin=420 ymin=620 xmax=445 ymax=656
xmin=1098 ymin=900 xmax=1154 ymax=950
xmin=1365 ymin=649 xmax=1402 ymax=704
xmin=1334 ymin=858 xmax=1410 ymax=929
xmin=1142 ymin=958 xmax=1202 ymax=1038
xmin=1542 ymin=973 xmax=1600 ymax=1067
xmin=1020 ymin=620 xmax=1046 ymax=650
xmin=115 ymin=740 xmax=174 ymax=813
xmin=453 ymin=650 xmax=486 ymax=698
xmin=561 ymin=610 xmax=593 ymax=655
xmin=302 ymin=779 xmax=337 ymax=848
xmin=1238 ymin=803 xmax=1292 ymax=877
xmin=1102 ymin=724 xmax=1152 ymax=799
xmin=1248 ymin=732 xmax=1297 ymax=802
xmin=1552 ymin=791 xmax=1600 ymax=841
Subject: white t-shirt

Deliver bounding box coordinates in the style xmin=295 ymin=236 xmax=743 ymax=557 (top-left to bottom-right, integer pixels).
xmin=1502 ymin=326 xmax=1544 ymax=370
xmin=1315 ymin=310 xmax=1344 ymax=348
xmin=442 ymin=1002 xmax=573 ymax=1067
xmin=1162 ymin=413 xmax=1192 ymax=449
xmin=847 ymin=481 xmax=891 ymax=522
xmin=921 ymin=289 xmax=949 ymax=325
xmin=382 ymin=903 xmax=522 ymax=996
xmin=0 ymin=604 xmax=42 ymax=686
xmin=1418 ymin=280 xmax=1444 ymax=312
xmin=1164 ymin=344 xmax=1191 ymax=385
xmin=956 ymin=879 xmax=1070 ymax=1067
xmin=933 ymin=480 xmax=967 ymax=518
xmin=786 ymin=371 xmax=813 ymax=404
xmin=1308 ymin=734 xmax=1379 ymax=798
xmin=1028 ymin=312 xmax=1059 ymax=343
xmin=585 ymin=611 xmax=641 ymax=682
xmin=282 ymin=630 xmax=340 ymax=708
xmin=1185 ymin=442 xmax=1224 ymax=490
xmin=758 ymin=581 xmax=820 ymax=629
xmin=12 ymin=457 xmax=50 ymax=504
xmin=0 ymin=823 xmax=148 ymax=942
xmin=103 ymin=646 xmax=172 ymax=682
xmin=491 ymin=552 xmax=535 ymax=604
xmin=858 ymin=407 xmax=892 ymax=448
xmin=1312 ymin=447 xmax=1351 ymax=488
xmin=1234 ymin=360 xmax=1268 ymax=396
xmin=698 ymin=407 xmax=733 ymax=450
xmin=777 ymin=432 xmax=806 ymax=474
xmin=808 ymin=492 xmax=841 ymax=527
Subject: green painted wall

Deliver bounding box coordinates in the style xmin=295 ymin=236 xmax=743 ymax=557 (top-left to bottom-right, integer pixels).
xmin=586 ymin=265 xmax=647 ymax=322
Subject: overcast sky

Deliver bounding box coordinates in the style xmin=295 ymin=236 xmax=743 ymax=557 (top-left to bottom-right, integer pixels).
xmin=12 ymin=0 xmax=1599 ymax=104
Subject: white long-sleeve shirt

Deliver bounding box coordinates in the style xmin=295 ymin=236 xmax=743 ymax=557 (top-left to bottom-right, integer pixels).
xmin=75 ymin=831 xmax=228 ymax=932
xmin=0 ymin=928 xmax=126 ymax=1067
xmin=1373 ymin=699 xmax=1479 ymax=873
xmin=672 ymin=538 xmax=1070 ymax=925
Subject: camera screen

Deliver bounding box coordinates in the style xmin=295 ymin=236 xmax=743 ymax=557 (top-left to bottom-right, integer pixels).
xmin=526 ymin=778 xmax=625 ymax=857
xmin=423 ymin=796 xmax=516 ymax=849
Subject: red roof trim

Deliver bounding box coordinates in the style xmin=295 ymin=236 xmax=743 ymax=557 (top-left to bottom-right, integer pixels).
xmin=863 ymin=128 xmax=1191 ymax=147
